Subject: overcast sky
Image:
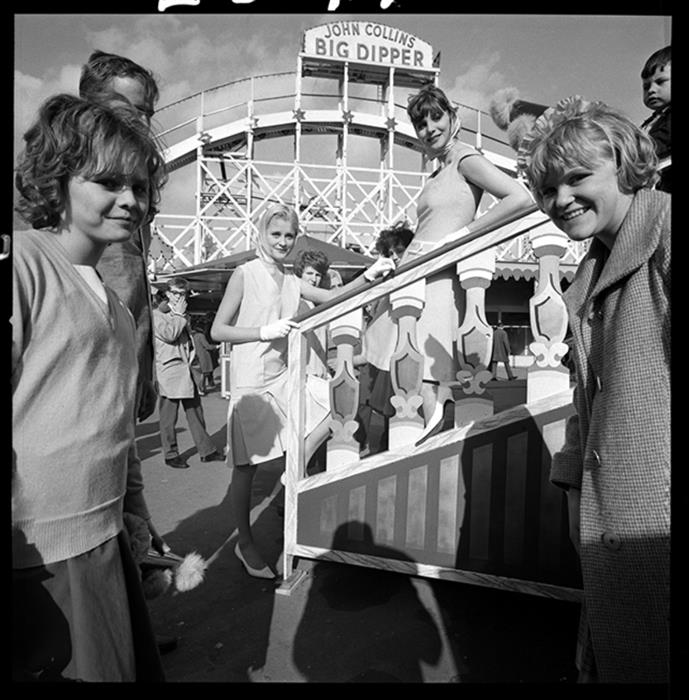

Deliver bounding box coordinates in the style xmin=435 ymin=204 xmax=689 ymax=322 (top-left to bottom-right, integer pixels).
xmin=15 ymin=13 xmax=670 ymax=124
xmin=14 ymin=13 xmax=671 ymax=223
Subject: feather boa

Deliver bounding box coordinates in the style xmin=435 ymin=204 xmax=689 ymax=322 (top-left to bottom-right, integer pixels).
xmin=124 ymin=512 xmax=207 ymax=599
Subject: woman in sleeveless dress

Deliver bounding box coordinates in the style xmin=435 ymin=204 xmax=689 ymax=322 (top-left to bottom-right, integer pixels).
xmin=211 ymin=204 xmax=394 ymax=578
xmin=403 ymin=84 xmax=532 ymax=442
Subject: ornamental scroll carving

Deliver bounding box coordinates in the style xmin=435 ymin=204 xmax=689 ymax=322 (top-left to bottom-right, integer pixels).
xmin=327 ymin=308 xmax=363 ymax=468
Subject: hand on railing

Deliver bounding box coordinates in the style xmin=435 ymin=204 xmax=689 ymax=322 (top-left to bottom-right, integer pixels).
xmin=363 ymin=256 xmax=396 ymax=282
xmin=259 ymin=318 xmax=299 ymax=341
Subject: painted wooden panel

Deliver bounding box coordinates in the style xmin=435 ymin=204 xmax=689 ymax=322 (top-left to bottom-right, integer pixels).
xmin=320 ymin=494 xmax=338 ymax=540
xmin=538 ymin=421 xmax=565 ymax=572
xmin=437 ymin=455 xmax=460 ymax=554
xmin=469 ymin=443 xmax=493 ymax=560
xmin=294 ymin=392 xmax=581 ymax=598
xmin=375 ymin=475 xmax=397 ymax=544
xmin=347 ymin=485 xmax=367 ymax=540
xmin=405 ymin=465 xmax=427 ymax=549
xmin=503 ymin=431 xmax=528 ymax=566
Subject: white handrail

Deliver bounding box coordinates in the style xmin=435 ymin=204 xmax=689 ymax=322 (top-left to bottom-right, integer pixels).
xmin=293 ymin=203 xmax=542 ymax=334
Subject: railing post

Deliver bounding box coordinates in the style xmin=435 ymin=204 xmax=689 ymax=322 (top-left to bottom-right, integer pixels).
xmin=526 ymin=223 xmax=571 ymax=403
xmin=327 ymin=308 xmax=364 ymax=469
xmin=455 ymin=249 xmax=496 ymax=427
xmin=284 ymin=329 xmax=308 ymax=582
xmin=388 ymin=280 xmax=426 ymax=447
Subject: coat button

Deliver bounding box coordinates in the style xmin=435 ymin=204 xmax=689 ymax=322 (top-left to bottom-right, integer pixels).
xmin=602 ymin=531 xmax=621 ymax=551
xmin=592 ymin=449 xmax=602 ymax=466
xmin=596 ymin=376 xmax=602 ymax=392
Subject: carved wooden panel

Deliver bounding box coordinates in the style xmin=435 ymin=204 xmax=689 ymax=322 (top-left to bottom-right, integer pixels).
xmin=388 ymin=281 xmax=426 ymax=447
xmin=527 ymin=226 xmax=571 ymax=402
xmin=328 ymin=309 xmax=363 ymax=468
xmin=295 ymin=392 xmax=582 ymax=599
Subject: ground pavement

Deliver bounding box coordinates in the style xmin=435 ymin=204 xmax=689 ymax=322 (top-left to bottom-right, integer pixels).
xmin=139 ymin=368 xmax=581 ymax=683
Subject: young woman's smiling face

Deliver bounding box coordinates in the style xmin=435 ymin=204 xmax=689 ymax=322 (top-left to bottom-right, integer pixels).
xmin=413 ymin=108 xmax=454 ymax=155
xmin=538 ymin=156 xmax=633 ymax=249
xmin=261 ymin=216 xmax=297 ymax=262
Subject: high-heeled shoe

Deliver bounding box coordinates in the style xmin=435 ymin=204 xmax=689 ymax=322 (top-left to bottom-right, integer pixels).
xmin=415 ymin=385 xmax=455 ymax=447
xmin=234 ymin=542 xmax=276 ymax=580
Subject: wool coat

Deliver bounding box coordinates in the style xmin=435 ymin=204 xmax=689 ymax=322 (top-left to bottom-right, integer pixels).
xmin=191 ymin=330 xmax=215 ymax=374
xmin=551 ymin=189 xmax=670 ymax=682
xmin=152 ymin=307 xmax=196 ymax=399
xmin=491 ymin=326 xmax=511 ymax=363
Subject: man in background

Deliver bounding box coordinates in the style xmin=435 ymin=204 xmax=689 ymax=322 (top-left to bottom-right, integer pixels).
xmin=491 ymin=321 xmax=515 ymax=381
xmin=153 ymin=278 xmax=223 ymax=470
xmin=79 ymin=50 xmax=160 ymax=421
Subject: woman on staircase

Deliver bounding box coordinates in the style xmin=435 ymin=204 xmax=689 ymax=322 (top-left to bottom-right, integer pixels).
xmin=210 ymin=204 xmax=394 ymax=578
xmin=394 ymin=84 xmax=532 ymax=443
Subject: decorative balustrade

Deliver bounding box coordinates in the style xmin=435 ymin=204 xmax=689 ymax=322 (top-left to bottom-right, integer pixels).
xmin=280 ymin=204 xmax=580 ymax=600
xmin=527 ymin=223 xmax=571 ymax=403
xmin=455 ymin=249 xmax=497 ymax=427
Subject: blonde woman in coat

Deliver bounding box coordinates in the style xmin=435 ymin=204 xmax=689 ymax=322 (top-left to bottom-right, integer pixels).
xmin=518 ymin=96 xmax=670 ymax=683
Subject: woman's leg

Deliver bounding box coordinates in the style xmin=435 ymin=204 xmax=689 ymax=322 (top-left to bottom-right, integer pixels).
xmin=305 ymin=416 xmax=330 ymax=467
xmin=420 ymin=381 xmax=438 ymax=425
xmin=416 ymin=381 xmax=455 ymax=445
xmin=232 ymin=464 xmax=269 ymax=569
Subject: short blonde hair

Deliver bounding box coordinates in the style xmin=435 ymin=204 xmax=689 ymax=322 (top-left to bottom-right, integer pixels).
xmin=255 ymin=203 xmax=299 ymax=240
xmin=517 ymin=96 xmax=658 ymax=207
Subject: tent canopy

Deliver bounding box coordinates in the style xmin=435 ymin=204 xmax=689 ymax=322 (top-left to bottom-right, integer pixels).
xmin=154 ymin=235 xmax=374 ymax=310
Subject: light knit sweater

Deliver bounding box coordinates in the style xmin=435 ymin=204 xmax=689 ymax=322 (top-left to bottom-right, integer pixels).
xmin=12 ymin=229 xmax=150 ymax=569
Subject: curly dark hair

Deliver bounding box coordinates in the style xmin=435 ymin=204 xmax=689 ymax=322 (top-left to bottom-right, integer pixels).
xmin=374 ymin=221 xmax=415 ymax=258
xmin=15 ymin=93 xmax=168 ymax=230
xmin=79 ymin=50 xmax=159 ymax=122
xmin=293 ymin=249 xmax=330 ymax=278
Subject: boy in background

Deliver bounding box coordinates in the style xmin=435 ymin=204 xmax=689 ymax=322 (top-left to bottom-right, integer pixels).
xmin=640 ymin=45 xmax=671 ymax=192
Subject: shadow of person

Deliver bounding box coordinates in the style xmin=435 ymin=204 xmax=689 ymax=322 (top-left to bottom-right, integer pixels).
xmin=427 ymin=411 xmax=581 ymax=682
xmin=291 ymin=521 xmax=443 ymax=682
xmin=147 ymin=457 xmax=285 ymax=682
xmin=12 ymin=531 xmax=74 ymax=682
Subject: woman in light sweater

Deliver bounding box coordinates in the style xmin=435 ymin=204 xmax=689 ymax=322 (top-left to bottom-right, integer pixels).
xmin=12 ymin=94 xmax=167 ymax=681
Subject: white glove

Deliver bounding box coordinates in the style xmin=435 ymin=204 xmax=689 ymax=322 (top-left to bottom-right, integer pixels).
xmin=259 ymin=318 xmax=299 ymax=341
xmin=363 ymin=255 xmax=396 ymax=282
xmin=435 ymin=225 xmax=471 ymax=250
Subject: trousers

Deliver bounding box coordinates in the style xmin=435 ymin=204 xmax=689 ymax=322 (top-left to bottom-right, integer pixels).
xmin=158 ymin=393 xmax=216 ymax=459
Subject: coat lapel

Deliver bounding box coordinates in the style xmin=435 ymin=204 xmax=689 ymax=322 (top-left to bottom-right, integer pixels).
xmin=589 ymin=190 xmax=664 ymax=301
xmin=564 ymin=190 xmax=664 ymax=315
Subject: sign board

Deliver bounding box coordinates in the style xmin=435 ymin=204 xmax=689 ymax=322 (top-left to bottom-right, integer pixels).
xmin=302 ymin=22 xmax=434 ymax=72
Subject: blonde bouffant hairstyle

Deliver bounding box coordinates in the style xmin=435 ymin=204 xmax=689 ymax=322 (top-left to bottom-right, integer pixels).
xmin=517 ymin=96 xmax=659 ymax=208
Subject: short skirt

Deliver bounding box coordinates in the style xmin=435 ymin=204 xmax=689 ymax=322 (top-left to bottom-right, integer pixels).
xmin=227 ymin=372 xmax=330 ymax=467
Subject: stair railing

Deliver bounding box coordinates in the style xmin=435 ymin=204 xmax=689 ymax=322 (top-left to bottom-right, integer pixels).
xmin=282 ymin=203 xmax=556 ymax=577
